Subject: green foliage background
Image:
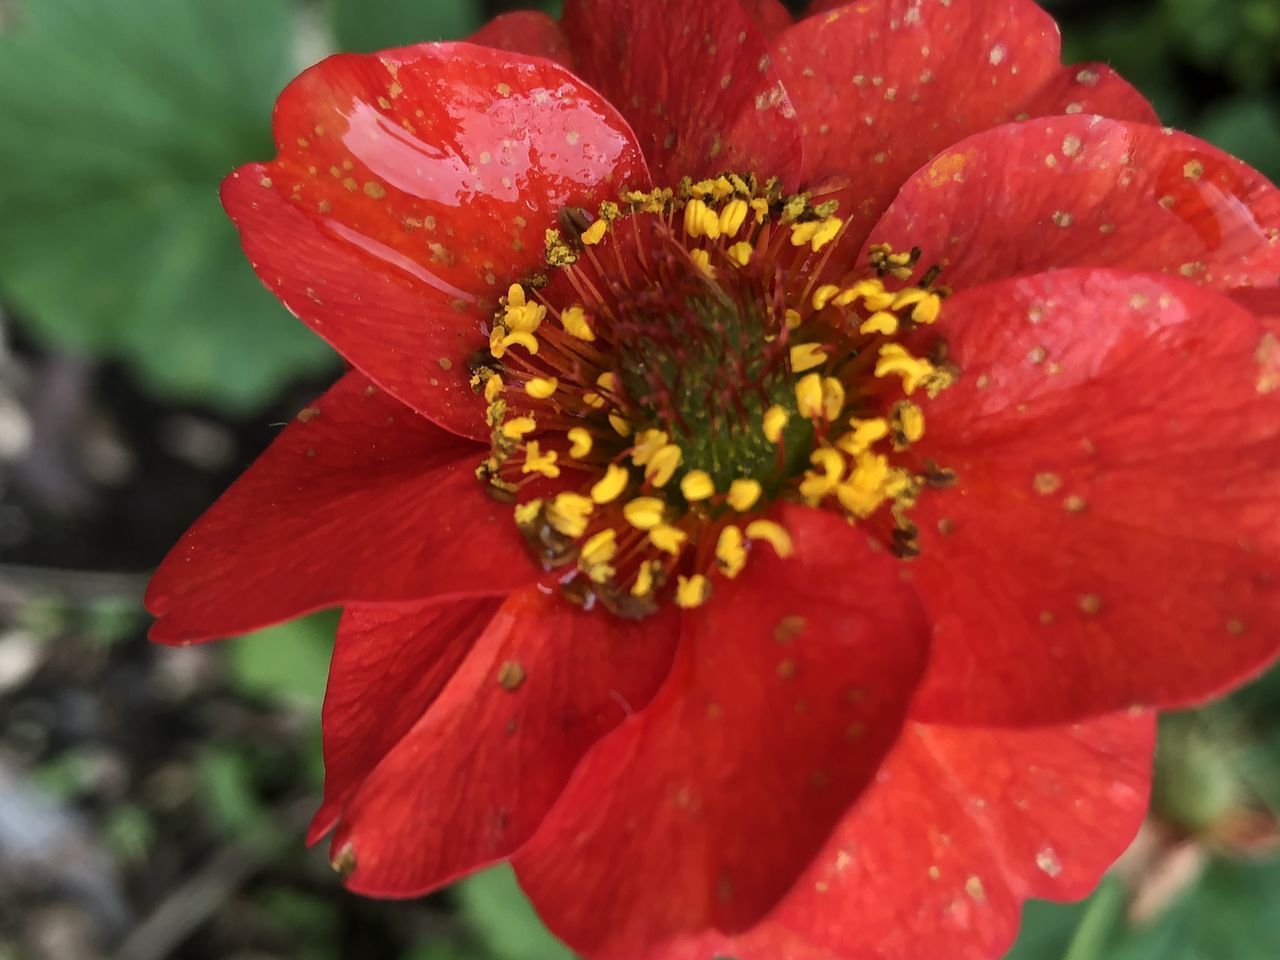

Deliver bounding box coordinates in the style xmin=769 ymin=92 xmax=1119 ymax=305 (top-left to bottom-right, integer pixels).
xmin=1 ymin=0 xmax=1278 ymax=958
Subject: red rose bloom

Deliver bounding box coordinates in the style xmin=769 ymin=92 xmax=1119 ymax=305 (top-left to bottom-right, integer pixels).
xmin=146 ymin=1 xmax=1280 ymax=958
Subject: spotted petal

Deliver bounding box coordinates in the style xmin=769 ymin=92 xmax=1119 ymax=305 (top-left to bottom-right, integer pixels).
xmin=907 ymin=269 xmax=1280 ymax=725
xmin=513 ymin=506 xmax=929 ymax=954
xmin=146 ymin=373 xmax=533 ymax=644
xmin=866 ymin=116 xmax=1280 ymax=294
xmin=223 ymin=42 xmax=650 ymax=440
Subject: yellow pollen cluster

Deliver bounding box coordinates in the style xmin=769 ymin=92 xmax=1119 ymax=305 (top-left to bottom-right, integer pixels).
xmin=473 ymin=176 xmax=955 ymax=615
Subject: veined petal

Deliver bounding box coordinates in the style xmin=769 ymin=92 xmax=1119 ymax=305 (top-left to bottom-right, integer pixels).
xmin=561 ymin=0 xmax=804 ymax=186
xmin=514 ymin=505 xmax=929 ymax=954
xmin=145 ymin=372 xmax=534 ymax=644
xmin=908 ymin=270 xmax=1280 ymax=724
xmin=224 ymin=42 xmax=649 ymax=439
xmin=328 ymin=588 xmax=680 ymax=897
xmin=309 ymin=597 xmax=502 ymax=844
xmin=1016 ymin=62 xmax=1159 ymax=124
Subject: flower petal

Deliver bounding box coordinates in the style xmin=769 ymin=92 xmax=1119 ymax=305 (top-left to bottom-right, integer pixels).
xmin=775 ymin=0 xmax=1062 ymax=250
xmin=330 ymin=587 xmax=680 ymax=897
xmin=513 ymin=505 xmax=930 ymax=954
xmin=224 ymin=42 xmax=650 ymax=439
xmin=651 ymin=713 xmax=1154 ymax=960
xmin=1017 ymin=62 xmax=1159 ymax=124
xmin=907 ymin=270 xmax=1280 ymax=724
xmin=308 ymin=597 xmax=502 ymax=844
xmin=867 ymin=116 xmax=1280 ymax=293
xmin=468 ymin=11 xmax=572 ymax=67
xmin=740 ymin=0 xmax=795 ymax=38
xmin=145 ymin=372 xmax=534 ymax=645
xmin=561 ymin=0 xmax=804 ymax=186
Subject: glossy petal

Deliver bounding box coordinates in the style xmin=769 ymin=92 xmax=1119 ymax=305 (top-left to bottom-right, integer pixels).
xmin=146 ymin=373 xmax=534 ymax=644
xmin=224 ymin=42 xmax=649 ymax=438
xmin=468 ymin=11 xmax=572 ymax=67
xmin=867 ymin=116 xmax=1280 ymax=293
xmin=655 ymin=713 xmax=1154 ymax=960
xmin=775 ymin=0 xmax=1061 ymax=249
xmin=906 ymin=270 xmax=1280 ymax=724
xmin=562 ymin=0 xmax=804 ymax=186
xmin=309 ymin=597 xmax=502 ymax=844
xmin=1016 ymin=62 xmax=1159 ymax=124
xmin=514 ymin=506 xmax=930 ymax=954
xmin=331 ymin=588 xmax=680 ymax=897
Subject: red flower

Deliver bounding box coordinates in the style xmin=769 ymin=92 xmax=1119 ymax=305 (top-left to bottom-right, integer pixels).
xmin=146 ymin=1 xmax=1280 ymax=957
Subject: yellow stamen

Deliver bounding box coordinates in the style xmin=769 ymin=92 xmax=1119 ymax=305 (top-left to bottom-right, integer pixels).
xmin=631 ymin=429 xmax=669 ymax=466
xmin=546 ymin=492 xmax=593 ymax=537
xmin=581 ymin=219 xmax=608 ymax=246
xmin=609 ymin=412 xmax=632 ymax=437
xmin=690 ymin=248 xmax=716 ymax=279
xmin=745 ymin=519 xmax=794 ymax=558
xmin=501 ymin=416 xmax=537 ymax=440
xmin=859 ymin=311 xmax=899 ymax=336
xmin=483 ymin=374 xmax=504 ymax=403
xmin=836 ymin=418 xmax=890 ymax=456
xmin=795 ymin=372 xmax=824 ymax=418
xmin=522 ymin=441 xmax=560 ymax=478
xmin=799 ymin=446 xmax=844 ymax=502
xmin=683 ymin=199 xmax=721 ymax=240
xmin=631 ymin=560 xmax=656 ymax=597
xmin=821 ymin=377 xmax=846 ymax=421
xmin=567 ymin=427 xmax=593 ymax=459
xmin=525 ymin=376 xmax=558 ymax=399
xmin=727 ymin=241 xmax=753 ymax=267
xmin=812 ymin=284 xmax=841 ymax=311
xmin=645 ymin=444 xmax=683 ymax=487
xmin=784 ymin=308 xmax=803 ymax=330
xmin=623 ymin=497 xmax=666 ymax=530
xmin=762 ymin=404 xmax=789 ymax=444
xmin=680 ymin=469 xmax=715 ymax=502
xmin=790 ymin=343 xmax=828 ymax=373
xmin=675 ymin=573 xmax=711 ymax=609
xmin=875 ymin=344 xmax=948 ymax=396
xmin=590 ymin=463 xmax=630 ymax=504
xmin=560 ymin=305 xmax=596 ymax=341
xmin=833 ymin=279 xmax=883 ymax=307
xmin=715 ymin=525 xmax=747 ymax=578
xmin=498 ymin=330 xmax=538 ymax=355
xmin=718 ymin=198 xmax=749 ymax=237
xmin=727 ymin=478 xmax=762 ymax=512
xmin=513 ymin=499 xmax=542 ymax=526
xmin=790 ymin=216 xmax=842 ymax=252
xmin=893 ymin=401 xmax=926 ymax=443
xmin=580 ymin=528 xmax=618 ymax=566
xmin=649 ymin=523 xmax=688 ymax=555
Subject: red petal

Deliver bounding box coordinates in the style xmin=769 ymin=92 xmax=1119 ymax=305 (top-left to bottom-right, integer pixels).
xmin=907 ymin=270 xmax=1280 ymax=724
xmin=1233 ymin=285 xmax=1280 ymax=331
xmin=867 ymin=116 xmax=1280 ymax=293
xmin=653 ymin=713 xmax=1154 ymax=960
xmin=740 ymin=0 xmax=794 ymax=38
xmin=308 ymin=597 xmax=501 ymax=844
xmin=513 ymin=506 xmax=930 ymax=954
xmin=225 ymin=42 xmax=649 ymax=439
xmin=774 ymin=0 xmax=1061 ymax=250
xmin=468 ymin=11 xmax=572 ymax=67
xmin=561 ymin=0 xmax=805 ymax=186
xmin=330 ymin=587 xmax=680 ymax=897
xmin=1017 ymin=62 xmax=1159 ymax=125
xmin=145 ymin=372 xmax=535 ymax=645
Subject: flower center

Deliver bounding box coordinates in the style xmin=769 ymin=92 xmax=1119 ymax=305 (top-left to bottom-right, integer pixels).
xmin=473 ymin=174 xmax=956 ymax=616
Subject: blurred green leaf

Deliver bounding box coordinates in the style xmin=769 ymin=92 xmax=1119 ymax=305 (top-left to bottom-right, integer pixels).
xmin=102 ymin=803 xmax=156 ymax=864
xmin=226 ymin=611 xmax=338 ymax=708
xmin=456 ymin=866 xmax=577 ymax=960
xmin=0 ymin=0 xmax=336 ymax=412
xmin=329 ymin=0 xmax=481 ymax=52
xmin=1195 ymin=99 xmax=1280 ymax=185
xmin=198 ymin=746 xmax=265 ymax=836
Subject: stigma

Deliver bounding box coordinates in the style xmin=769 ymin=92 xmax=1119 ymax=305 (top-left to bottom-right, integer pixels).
xmin=471 ymin=173 xmax=956 ymax=616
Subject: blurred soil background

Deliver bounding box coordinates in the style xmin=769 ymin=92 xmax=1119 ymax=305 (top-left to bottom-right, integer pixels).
xmin=1 ymin=0 xmax=1279 ymax=957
